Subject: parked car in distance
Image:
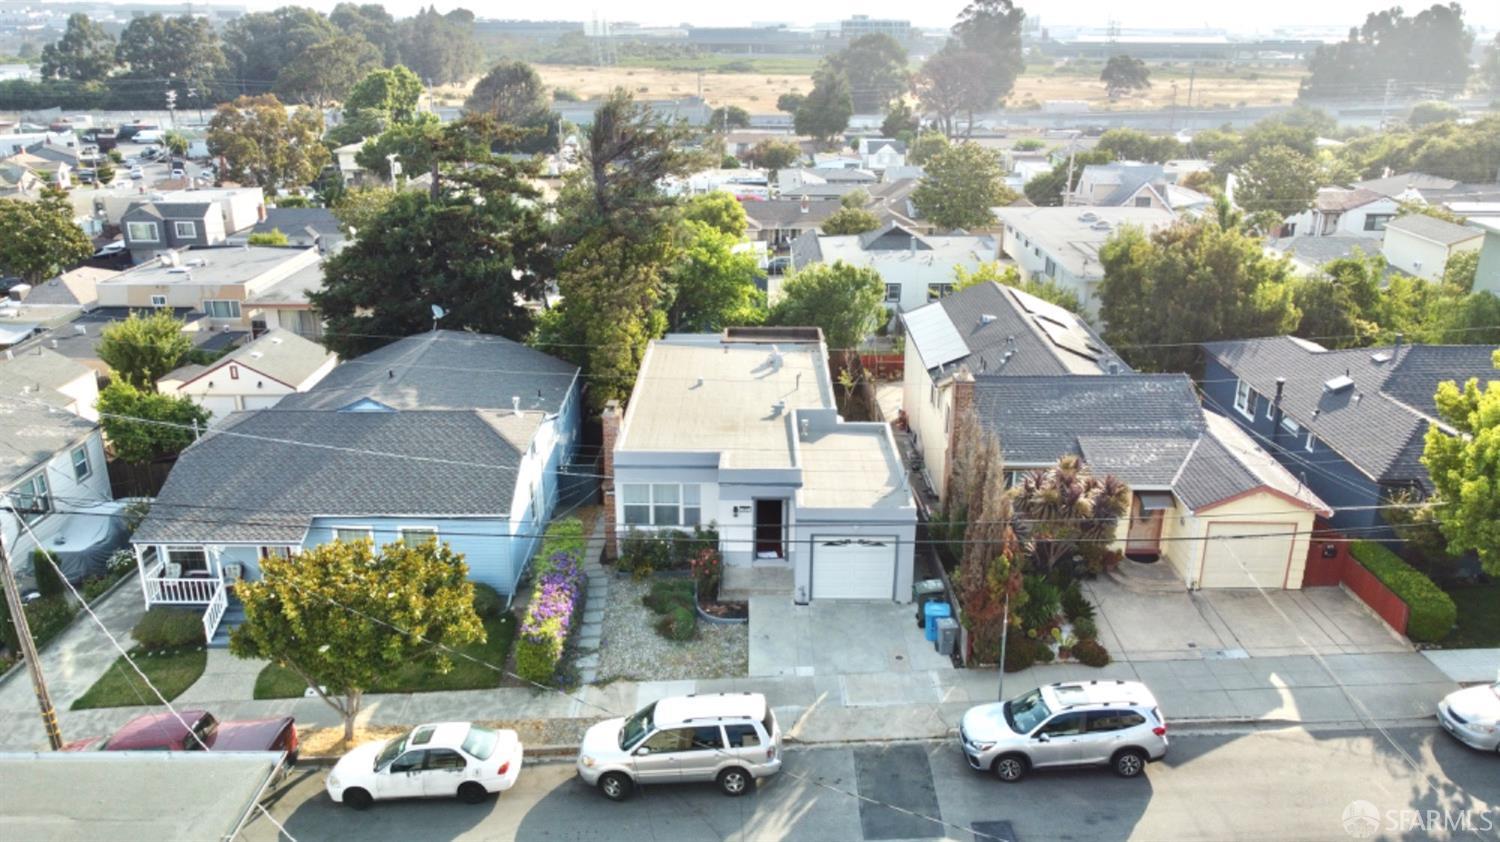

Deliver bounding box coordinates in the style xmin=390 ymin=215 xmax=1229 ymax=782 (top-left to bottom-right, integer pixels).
xmin=128 ymin=167 xmax=143 ymax=180
xmin=93 ymin=240 xmax=126 ymax=258
xmin=63 ymin=709 xmax=298 ymax=766
xmin=960 ymin=680 xmax=1168 ymax=782
xmin=171 ymin=167 xmax=185 ymax=179
xmin=326 ymin=722 xmax=522 ymax=811
xmin=577 ymin=692 xmax=782 ymax=801
xmin=1436 ymin=673 xmax=1500 ymax=753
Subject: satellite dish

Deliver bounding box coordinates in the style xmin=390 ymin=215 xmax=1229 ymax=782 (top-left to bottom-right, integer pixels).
xmin=431 ymin=304 xmax=447 ymax=321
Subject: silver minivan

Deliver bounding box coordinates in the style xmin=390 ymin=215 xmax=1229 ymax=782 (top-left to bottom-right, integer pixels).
xmin=576 ymin=693 xmax=782 ymax=800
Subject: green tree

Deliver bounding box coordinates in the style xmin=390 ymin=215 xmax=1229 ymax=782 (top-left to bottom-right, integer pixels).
xmin=330 ymin=2 xmax=402 ymax=66
xmin=1098 ymin=220 xmax=1301 ymax=372
xmin=331 ymin=185 xmax=397 ymax=231
xmin=96 ymin=310 xmax=194 ymax=389
xmin=230 ymin=538 xmax=484 ymax=741
xmin=949 ymin=0 xmax=1026 ymax=120
xmin=953 ymin=262 xmax=1084 ymax=313
xmin=40 ymin=13 xmax=115 ymax=82
xmin=1292 ymin=254 xmax=1384 ymax=348
xmin=344 ymin=64 xmax=424 ymax=121
xmin=1442 ymin=249 xmax=1480 ymax=292
xmin=908 ymin=131 xmax=950 ymax=165
xmin=795 ymin=68 xmax=853 ymax=144
xmin=355 ymin=113 xmax=442 ymax=180
xmin=275 ymin=33 xmax=383 ymax=108
xmin=1407 ymin=100 xmax=1461 ymax=128
xmin=914 ymin=42 xmax=989 ymax=137
xmin=114 ymin=14 xmax=226 ymax=102
xmin=314 ymin=120 xmax=552 ymax=357
xmin=822 ymin=206 xmax=883 ymax=235
xmin=708 ymin=105 xmax=751 ymax=133
xmin=1301 ymin=4 xmax=1472 ymax=100
xmin=398 ymin=7 xmax=481 ymax=86
xmin=0 ymin=198 xmax=93 ymax=284
xmin=1100 ymin=55 xmax=1151 ymax=100
xmin=1421 ymin=349 xmax=1500 ymax=577
xmin=665 ymin=221 xmax=765 ymax=332
xmin=881 ymin=99 xmax=919 ymax=139
xmin=680 ymin=192 xmax=747 ymax=238
xmin=97 ymin=382 xmax=210 ymax=465
xmin=222 ymin=6 xmax=338 ymax=97
xmin=768 ymin=261 xmax=887 ymax=350
xmin=912 ymin=141 xmax=1016 ymax=230
xmin=1096 ymin=128 xmax=1181 ymax=163
xmin=1024 ymin=149 xmax=1113 ymax=207
xmin=565 ymin=89 xmax=702 ymax=240
xmin=825 ymin=33 xmax=909 ymax=113
xmin=162 ymin=130 xmax=189 ymax=157
xmin=1482 ymin=34 xmax=1500 ymax=93
xmin=466 ymin=60 xmax=553 ymax=131
xmin=744 ymin=138 xmax=801 ymax=173
xmin=247 ymin=228 xmax=289 ymax=246
xmin=208 ymin=94 xmax=331 ymax=190
xmin=776 ymin=92 xmax=805 ymax=115
xmin=1234 ymin=144 xmax=1322 ymax=216
xmin=1010 ymin=456 xmax=1130 ymax=574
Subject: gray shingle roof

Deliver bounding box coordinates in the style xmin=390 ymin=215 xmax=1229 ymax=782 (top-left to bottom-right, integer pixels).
xmin=1268 ymin=235 xmax=1383 ymax=267
xmin=907 ymin=281 xmax=1122 ymax=377
xmin=182 ymin=328 xmax=334 ymax=389
xmin=741 ymin=199 xmax=842 ymax=230
xmin=279 ymin=330 xmax=578 ymax=414
xmin=252 ymin=207 xmax=345 ymax=248
xmin=1201 ymin=337 xmax=1500 ymax=484
xmin=0 ymin=394 xmax=96 ymax=488
xmin=1383 ymin=214 xmax=1483 ymax=246
xmin=124 ymin=201 xmax=215 ymax=221
xmin=132 ymin=409 xmax=534 ymax=543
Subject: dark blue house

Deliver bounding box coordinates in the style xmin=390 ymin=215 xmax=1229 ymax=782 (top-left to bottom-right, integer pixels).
xmin=1200 ymin=337 xmax=1498 ymax=537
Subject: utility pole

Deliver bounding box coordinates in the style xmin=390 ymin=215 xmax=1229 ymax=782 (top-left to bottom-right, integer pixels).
xmin=1378 ymin=78 xmax=1395 ymax=129
xmin=1062 ymin=144 xmax=1076 ymax=207
xmin=0 ymin=526 xmax=64 ymax=750
xmin=996 ymin=587 xmax=1011 ymax=701
xmin=1186 ymin=65 xmax=1196 ymax=110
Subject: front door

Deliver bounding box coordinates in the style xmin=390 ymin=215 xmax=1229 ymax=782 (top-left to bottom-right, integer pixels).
xmin=421 ymin=748 xmax=468 ymax=797
xmin=1125 ymin=495 xmax=1166 ymax=560
xmin=1030 ymin=712 xmax=1088 ymax=767
xmin=754 ymin=499 xmax=785 ymax=560
xmin=378 ymin=750 xmax=429 ymax=800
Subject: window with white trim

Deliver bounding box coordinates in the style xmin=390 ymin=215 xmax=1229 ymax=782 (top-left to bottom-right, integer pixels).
xmin=398 ymin=526 xmax=438 ymax=545
xmin=126 ymin=221 xmax=158 ymax=242
xmin=166 ymin=546 xmax=207 ymax=573
xmin=203 ymin=300 xmax=241 ymax=319
xmin=150 ymin=294 xmax=167 ymax=308
xmin=333 ymin=527 xmax=373 ymax=543
xmin=622 ymin=483 xmax=701 ymax=527
xmin=70 ymin=445 xmax=91 ymax=481
xmin=928 ymin=283 xmax=954 ymax=301
xmin=173 ymin=220 xmax=197 ymax=238
xmin=1233 ymin=379 xmax=1256 ymax=419
xmin=883 ymin=283 xmax=901 ymax=303
xmin=9 ymin=472 xmax=52 ymax=524
xmin=1281 ymin=416 xmax=1301 ymax=436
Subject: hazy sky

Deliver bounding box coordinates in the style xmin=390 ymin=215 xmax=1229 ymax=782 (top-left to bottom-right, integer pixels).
xmin=232 ymin=0 xmax=1500 ymax=33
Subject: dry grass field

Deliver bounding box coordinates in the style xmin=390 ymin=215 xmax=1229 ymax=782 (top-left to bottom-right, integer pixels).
xmin=434 ymin=62 xmax=1306 ymax=113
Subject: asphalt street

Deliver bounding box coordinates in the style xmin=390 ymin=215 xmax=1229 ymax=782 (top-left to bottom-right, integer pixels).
xmin=243 ymin=724 xmax=1499 ymax=842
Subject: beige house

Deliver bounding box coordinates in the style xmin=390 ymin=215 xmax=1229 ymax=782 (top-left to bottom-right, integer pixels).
xmin=158 ymin=328 xmax=336 ymax=424
xmin=95 ymin=245 xmax=323 ymax=335
xmin=1380 ymin=215 xmax=1483 ymax=282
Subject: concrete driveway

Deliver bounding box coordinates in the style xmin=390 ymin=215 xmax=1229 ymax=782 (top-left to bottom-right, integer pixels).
xmin=1085 ymin=578 xmax=1412 ymax=661
xmin=748 ymin=597 xmax=953 ymax=678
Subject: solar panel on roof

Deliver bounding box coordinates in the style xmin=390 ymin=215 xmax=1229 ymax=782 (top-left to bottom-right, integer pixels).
xmin=1032 ymin=314 xmax=1101 ymax=362
xmin=903 ymin=304 xmax=969 ymax=369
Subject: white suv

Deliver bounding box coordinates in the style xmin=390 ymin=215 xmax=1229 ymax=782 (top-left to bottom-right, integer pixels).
xmin=577 ymin=693 xmax=782 ymax=800
xmin=960 ymin=680 xmax=1168 ymax=782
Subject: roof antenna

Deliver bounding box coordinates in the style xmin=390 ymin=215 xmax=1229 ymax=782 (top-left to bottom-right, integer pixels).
xmin=430 ymin=303 xmax=447 ymax=332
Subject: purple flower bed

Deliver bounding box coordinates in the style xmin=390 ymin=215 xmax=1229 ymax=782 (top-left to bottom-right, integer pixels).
xmin=516 ymin=551 xmax=585 ymax=683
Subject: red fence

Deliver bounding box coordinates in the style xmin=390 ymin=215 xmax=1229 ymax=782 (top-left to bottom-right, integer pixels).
xmin=860 ymin=353 xmax=904 ymax=381
xmin=1303 ymin=525 xmax=1409 ymax=635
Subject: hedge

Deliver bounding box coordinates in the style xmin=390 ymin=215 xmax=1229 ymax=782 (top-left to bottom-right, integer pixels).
xmin=515 ymin=551 xmax=585 ymax=683
xmin=1349 ymin=541 xmax=1456 ymax=643
xmin=132 ymin=608 xmax=206 ymax=650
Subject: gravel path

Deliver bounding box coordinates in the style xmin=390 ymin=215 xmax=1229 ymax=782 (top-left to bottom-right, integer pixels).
xmin=596 ymin=575 xmax=748 ymax=682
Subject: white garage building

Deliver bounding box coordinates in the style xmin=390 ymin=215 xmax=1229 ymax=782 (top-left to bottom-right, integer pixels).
xmin=158 ymin=328 xmax=337 ymax=424
xmin=606 ymin=328 xmax=917 ymax=603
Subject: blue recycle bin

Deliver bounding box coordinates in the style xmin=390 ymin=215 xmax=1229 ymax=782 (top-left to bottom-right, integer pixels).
xmin=923 ymin=601 xmax=952 ymax=642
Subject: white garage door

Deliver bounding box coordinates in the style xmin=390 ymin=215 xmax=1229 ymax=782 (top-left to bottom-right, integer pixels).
xmin=1199 ymin=522 xmax=1296 ymax=589
xmin=242 ymin=395 xmax=283 ymax=410
xmin=811 ymin=536 xmax=896 ymax=601
xmin=198 ymin=395 xmax=237 ymax=420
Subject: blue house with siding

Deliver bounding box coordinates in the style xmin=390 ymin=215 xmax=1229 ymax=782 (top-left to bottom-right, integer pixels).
xmin=1200 ymin=336 xmax=1497 ymax=537
xmin=130 ymin=330 xmax=582 ymax=643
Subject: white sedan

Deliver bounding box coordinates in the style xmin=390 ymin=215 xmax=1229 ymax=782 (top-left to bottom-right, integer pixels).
xmin=1437 ymin=673 xmax=1500 ymax=753
xmin=326 ymin=722 xmax=523 ymax=810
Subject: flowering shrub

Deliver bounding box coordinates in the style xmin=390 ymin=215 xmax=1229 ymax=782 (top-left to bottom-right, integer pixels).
xmin=515 ymin=550 xmax=585 ymax=683
xmin=689 ymin=548 xmax=722 ymax=601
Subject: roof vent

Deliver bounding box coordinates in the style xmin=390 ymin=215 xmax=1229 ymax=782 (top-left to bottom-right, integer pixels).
xmin=250 ymin=351 xmax=263 ymax=359
xmin=512 ymin=395 xmax=521 ymax=416
xmin=772 ymin=399 xmax=785 ymax=416
xmin=1323 ymin=374 xmax=1354 ymax=393
xmin=1370 ymin=351 xmax=1393 ymax=364
xmin=979 ymin=314 xmax=997 ymax=325
xmin=74 ymin=324 xmax=87 ymax=336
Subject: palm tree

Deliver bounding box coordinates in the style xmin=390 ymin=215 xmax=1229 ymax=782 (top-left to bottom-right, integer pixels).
xmin=1010 ymin=455 xmax=1130 ymax=575
xmin=163 ymin=130 xmax=190 ymax=157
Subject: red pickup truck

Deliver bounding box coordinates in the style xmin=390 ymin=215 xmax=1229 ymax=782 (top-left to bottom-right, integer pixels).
xmin=64 ymin=709 xmax=298 ymax=765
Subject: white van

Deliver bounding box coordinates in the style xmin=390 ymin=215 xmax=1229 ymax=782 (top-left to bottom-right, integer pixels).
xmin=133 ymin=129 xmax=164 ymax=144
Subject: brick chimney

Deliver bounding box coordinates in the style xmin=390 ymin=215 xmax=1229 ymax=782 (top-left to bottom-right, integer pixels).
xmin=943 ymin=366 xmax=975 ymax=502
xmin=600 ymin=400 xmax=622 ymax=559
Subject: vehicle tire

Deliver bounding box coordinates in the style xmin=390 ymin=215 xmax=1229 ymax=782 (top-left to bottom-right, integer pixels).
xmin=992 ymin=754 xmax=1028 ymax=783
xmin=1112 ymin=749 xmax=1148 ymax=778
xmin=343 ymin=788 xmax=373 ymax=811
xmin=717 ymin=767 xmax=752 ymax=797
xmin=458 ymin=782 xmax=490 ymax=804
xmin=598 ymin=772 xmax=633 ymax=802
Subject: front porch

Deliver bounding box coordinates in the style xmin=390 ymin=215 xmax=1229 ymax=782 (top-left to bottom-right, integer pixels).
xmin=134 ymin=544 xmax=261 ymax=645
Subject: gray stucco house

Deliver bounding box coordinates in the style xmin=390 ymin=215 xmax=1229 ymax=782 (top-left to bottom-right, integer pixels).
xmin=121 ymin=201 xmax=224 ymax=262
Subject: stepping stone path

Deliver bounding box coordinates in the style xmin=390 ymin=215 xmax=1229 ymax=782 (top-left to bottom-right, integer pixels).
xmin=573 ymin=525 xmax=609 ymax=685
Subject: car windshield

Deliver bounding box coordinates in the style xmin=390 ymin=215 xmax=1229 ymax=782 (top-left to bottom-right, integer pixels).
xmin=461 ymin=725 xmax=499 ymax=761
xmin=374 ymin=731 xmax=410 ymax=770
xmin=1004 ymin=689 xmax=1053 ymax=734
xmin=620 ymin=702 xmax=656 ymax=750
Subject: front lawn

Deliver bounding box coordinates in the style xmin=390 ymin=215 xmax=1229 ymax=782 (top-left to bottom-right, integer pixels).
xmin=71 ymin=647 xmax=207 ymax=710
xmin=1442 ymin=582 xmax=1500 ymax=648
xmin=253 ymin=613 xmax=517 ymax=700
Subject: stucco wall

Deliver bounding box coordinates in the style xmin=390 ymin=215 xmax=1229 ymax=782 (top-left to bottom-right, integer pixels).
xmin=2 ymin=430 xmax=112 ymax=568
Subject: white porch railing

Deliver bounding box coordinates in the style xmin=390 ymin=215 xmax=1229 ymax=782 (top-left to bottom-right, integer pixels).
xmin=143 ymin=560 xmax=223 ymax=605
xmin=201 ymin=581 xmax=228 ymax=644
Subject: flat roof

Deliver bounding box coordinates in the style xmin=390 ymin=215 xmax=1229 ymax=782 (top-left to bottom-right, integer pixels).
xmin=994 ymin=206 xmax=1176 ymax=279
xmin=618 ymin=338 xmax=834 ymax=468
xmin=102 ymin=246 xmax=314 ymax=288
xmin=0 ymin=751 xmax=282 ymax=842
xmin=799 ymin=425 xmax=907 ymax=509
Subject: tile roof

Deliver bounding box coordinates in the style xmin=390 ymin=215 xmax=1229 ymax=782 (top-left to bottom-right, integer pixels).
xmin=1383 ymin=214 xmax=1483 ymax=246
xmin=1201 ymin=337 xmax=1500 ymax=483
xmin=279 ymin=330 xmax=578 ymax=414
xmin=132 ymin=409 xmax=531 ymax=543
